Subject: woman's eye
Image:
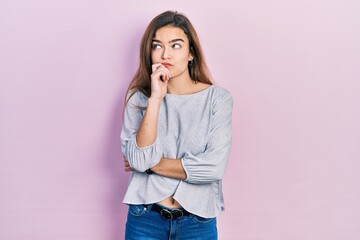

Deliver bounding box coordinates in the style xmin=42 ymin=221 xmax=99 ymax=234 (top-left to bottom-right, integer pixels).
xmin=173 ymin=44 xmax=181 ymax=49
xmin=152 ymin=44 xmax=161 ymax=49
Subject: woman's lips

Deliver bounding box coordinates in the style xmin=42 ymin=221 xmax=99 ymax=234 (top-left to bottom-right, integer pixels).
xmin=161 ymin=63 xmax=173 ymax=68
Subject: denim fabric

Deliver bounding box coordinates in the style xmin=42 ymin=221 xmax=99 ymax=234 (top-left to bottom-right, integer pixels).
xmin=125 ymin=204 xmax=218 ymax=240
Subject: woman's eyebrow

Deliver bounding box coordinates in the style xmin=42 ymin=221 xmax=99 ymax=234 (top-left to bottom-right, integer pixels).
xmin=169 ymin=38 xmax=185 ymax=43
xmin=152 ymin=38 xmax=185 ymax=43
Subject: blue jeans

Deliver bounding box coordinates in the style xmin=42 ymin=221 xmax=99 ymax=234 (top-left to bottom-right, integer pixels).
xmin=125 ymin=204 xmax=218 ymax=240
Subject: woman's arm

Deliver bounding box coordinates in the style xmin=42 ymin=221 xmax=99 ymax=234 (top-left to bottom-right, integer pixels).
xmin=135 ymin=97 xmax=162 ymax=147
xmin=121 ymin=94 xmax=163 ymax=172
xmin=178 ymin=92 xmax=233 ymax=184
xmin=123 ymin=156 xmax=186 ymax=180
xmin=121 ymin=63 xmax=171 ymax=172
xmin=123 ymin=83 xmax=233 ymax=183
xmin=151 ymin=158 xmax=187 ymax=180
xmin=136 ymin=63 xmax=170 ymax=147
xmin=142 ymin=91 xmax=233 ymax=184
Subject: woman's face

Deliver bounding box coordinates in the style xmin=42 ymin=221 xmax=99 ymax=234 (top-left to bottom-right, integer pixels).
xmin=151 ymin=26 xmax=193 ymax=80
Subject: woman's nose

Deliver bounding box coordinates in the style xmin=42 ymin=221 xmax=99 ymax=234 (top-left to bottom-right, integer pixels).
xmin=162 ymin=47 xmax=171 ymax=59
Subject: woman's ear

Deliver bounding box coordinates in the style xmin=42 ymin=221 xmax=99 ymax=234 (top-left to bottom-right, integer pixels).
xmin=188 ymin=51 xmax=194 ymax=61
xmin=189 ymin=47 xmax=194 ymax=60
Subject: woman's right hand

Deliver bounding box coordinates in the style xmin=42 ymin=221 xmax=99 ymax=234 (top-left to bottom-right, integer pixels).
xmin=150 ymin=63 xmax=171 ymax=99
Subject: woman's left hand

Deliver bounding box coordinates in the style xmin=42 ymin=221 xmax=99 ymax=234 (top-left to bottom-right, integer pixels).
xmin=123 ymin=157 xmax=133 ymax=172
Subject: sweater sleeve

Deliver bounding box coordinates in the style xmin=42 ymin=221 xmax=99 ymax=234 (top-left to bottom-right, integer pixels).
xmin=181 ymin=91 xmax=233 ymax=184
xmin=120 ymin=91 xmax=163 ymax=172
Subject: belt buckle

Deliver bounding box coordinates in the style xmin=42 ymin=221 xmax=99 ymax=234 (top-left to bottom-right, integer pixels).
xmin=160 ymin=208 xmax=184 ymax=220
xmin=172 ymin=209 xmax=184 ymax=219
xmin=160 ymin=209 xmax=173 ymax=220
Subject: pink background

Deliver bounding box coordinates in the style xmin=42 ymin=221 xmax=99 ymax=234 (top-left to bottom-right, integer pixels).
xmin=1 ymin=0 xmax=360 ymax=239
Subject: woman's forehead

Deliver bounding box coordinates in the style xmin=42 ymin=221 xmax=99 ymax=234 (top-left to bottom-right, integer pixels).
xmin=153 ymin=26 xmax=189 ymax=43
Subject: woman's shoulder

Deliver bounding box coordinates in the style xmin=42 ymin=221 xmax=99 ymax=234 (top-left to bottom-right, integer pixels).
xmin=126 ymin=89 xmax=148 ymax=106
xmin=209 ymin=85 xmax=233 ymax=111
xmin=210 ymin=85 xmax=232 ymax=100
xmin=193 ymin=83 xmax=231 ymax=97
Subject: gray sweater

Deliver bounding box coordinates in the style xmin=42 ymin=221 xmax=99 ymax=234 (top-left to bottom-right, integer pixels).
xmin=121 ymin=85 xmax=233 ymax=218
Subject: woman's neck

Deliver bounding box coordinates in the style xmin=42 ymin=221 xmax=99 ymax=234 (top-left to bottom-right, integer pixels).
xmin=167 ymin=80 xmax=196 ymax=95
xmin=167 ymin=71 xmax=196 ymax=95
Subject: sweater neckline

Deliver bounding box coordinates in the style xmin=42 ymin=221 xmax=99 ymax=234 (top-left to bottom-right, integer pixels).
xmin=165 ymin=85 xmax=214 ymax=97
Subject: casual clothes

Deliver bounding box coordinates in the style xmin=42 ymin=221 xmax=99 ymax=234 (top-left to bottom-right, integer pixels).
xmin=121 ymin=85 xmax=233 ymax=218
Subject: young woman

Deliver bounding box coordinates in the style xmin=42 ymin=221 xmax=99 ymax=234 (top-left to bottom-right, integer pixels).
xmin=121 ymin=10 xmax=233 ymax=240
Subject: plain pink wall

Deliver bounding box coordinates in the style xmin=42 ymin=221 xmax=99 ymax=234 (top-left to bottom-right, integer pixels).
xmin=1 ymin=0 xmax=360 ymax=239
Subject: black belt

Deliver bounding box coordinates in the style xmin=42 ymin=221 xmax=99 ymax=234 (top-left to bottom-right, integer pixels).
xmin=145 ymin=203 xmax=189 ymax=220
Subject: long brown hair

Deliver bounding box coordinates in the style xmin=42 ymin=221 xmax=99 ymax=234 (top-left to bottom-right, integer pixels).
xmin=126 ymin=10 xmax=213 ymax=102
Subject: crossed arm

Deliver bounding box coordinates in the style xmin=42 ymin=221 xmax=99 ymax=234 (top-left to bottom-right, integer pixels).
xmin=123 ymin=95 xmax=187 ymax=180
xmin=122 ymin=92 xmax=232 ymax=184
xmin=122 ymin=64 xmax=187 ymax=180
xmin=124 ymin=157 xmax=186 ymax=180
xmin=121 ymin=65 xmax=232 ymax=184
